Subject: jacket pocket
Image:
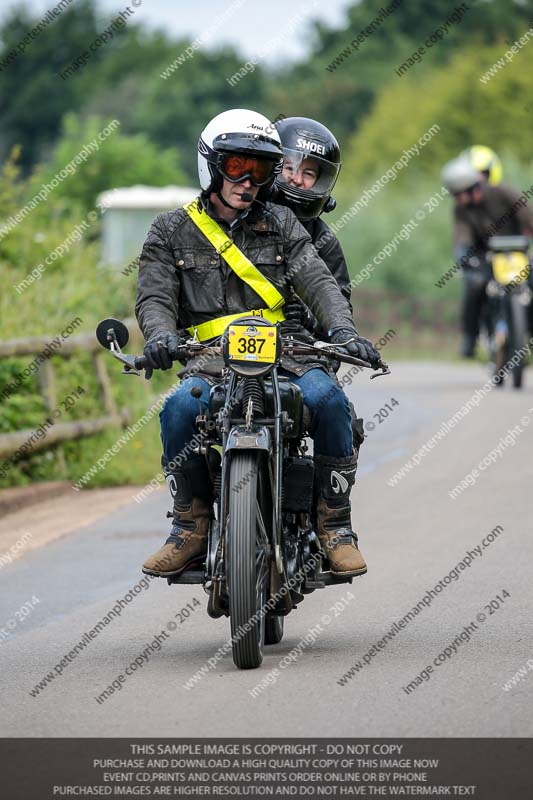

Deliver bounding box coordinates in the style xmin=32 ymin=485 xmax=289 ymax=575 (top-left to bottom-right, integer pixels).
xmin=245 ymin=243 xmax=286 ymax=288
xmin=174 ymin=248 xmax=219 ymax=271
xmin=174 ymin=249 xmax=225 ymax=314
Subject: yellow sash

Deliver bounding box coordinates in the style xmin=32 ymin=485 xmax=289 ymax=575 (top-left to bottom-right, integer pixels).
xmin=184 ymin=198 xmax=286 ymax=311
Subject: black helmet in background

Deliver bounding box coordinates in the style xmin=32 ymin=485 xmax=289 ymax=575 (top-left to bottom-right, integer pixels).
xmin=273 ymin=117 xmax=341 ymax=219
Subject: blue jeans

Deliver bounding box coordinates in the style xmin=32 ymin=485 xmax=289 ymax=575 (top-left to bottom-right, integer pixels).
xmin=160 ymin=368 xmax=353 ymax=464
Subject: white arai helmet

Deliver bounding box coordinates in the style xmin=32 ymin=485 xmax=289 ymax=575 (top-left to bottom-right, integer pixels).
xmin=197 ymin=109 xmax=284 ymax=200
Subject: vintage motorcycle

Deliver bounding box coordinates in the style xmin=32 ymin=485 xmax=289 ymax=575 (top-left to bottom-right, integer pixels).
xmin=96 ymin=317 xmax=389 ymax=669
xmin=486 ymin=235 xmax=531 ymax=389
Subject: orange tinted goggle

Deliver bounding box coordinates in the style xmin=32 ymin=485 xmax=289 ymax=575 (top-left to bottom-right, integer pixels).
xmin=219 ymin=154 xmax=275 ymax=186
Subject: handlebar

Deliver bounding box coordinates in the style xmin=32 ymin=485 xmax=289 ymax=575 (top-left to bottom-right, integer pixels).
xmin=133 ymin=354 xmax=151 ymax=371
xmin=131 ymin=340 xmax=390 ymax=378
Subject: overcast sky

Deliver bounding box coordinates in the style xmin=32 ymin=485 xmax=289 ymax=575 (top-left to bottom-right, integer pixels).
xmin=0 ymin=0 xmax=355 ymax=64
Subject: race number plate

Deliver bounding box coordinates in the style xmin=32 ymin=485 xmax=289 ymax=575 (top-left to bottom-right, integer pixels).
xmin=227 ymin=323 xmax=277 ymax=363
xmin=492 ymin=252 xmax=530 ymax=285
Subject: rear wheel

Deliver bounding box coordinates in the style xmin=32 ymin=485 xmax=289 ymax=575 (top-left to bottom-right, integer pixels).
xmin=507 ymin=292 xmax=528 ymax=389
xmin=265 ymin=615 xmax=284 ymax=644
xmin=227 ymin=452 xmax=271 ymax=669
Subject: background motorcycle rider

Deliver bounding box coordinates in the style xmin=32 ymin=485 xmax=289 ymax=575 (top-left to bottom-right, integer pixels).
xmin=441 ymin=156 xmax=533 ymax=357
xmin=135 ymin=108 xmax=381 ymax=582
xmin=460 ymin=144 xmax=503 ymax=186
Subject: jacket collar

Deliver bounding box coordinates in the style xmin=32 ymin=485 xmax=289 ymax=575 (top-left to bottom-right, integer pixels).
xmin=200 ymin=193 xmax=269 ymax=231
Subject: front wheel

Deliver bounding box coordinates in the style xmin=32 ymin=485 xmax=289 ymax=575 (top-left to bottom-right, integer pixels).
xmin=227 ymin=451 xmax=271 ymax=669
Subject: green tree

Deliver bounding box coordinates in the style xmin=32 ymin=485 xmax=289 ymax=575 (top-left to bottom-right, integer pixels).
xmin=339 ymin=40 xmax=533 ymax=186
xmin=37 ymin=113 xmax=186 ymax=213
xmin=109 ymin=44 xmax=272 ymax=182
xmin=269 ymin=0 xmax=533 ymax=149
xmin=0 ymin=0 xmax=103 ymax=169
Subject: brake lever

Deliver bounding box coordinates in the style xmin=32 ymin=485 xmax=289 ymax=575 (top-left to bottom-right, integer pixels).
xmin=370 ymin=362 xmax=391 ymax=379
xmin=108 ymin=342 xmax=142 ymax=376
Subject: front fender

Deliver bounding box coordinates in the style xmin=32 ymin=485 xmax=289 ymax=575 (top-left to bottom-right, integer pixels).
xmin=225 ymin=425 xmax=271 ymax=452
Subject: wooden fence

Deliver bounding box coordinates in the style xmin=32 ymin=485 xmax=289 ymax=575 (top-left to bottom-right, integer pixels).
xmin=0 ymin=318 xmax=142 ymax=460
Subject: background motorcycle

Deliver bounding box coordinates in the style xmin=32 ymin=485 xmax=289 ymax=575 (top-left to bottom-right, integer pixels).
xmin=486 ymin=235 xmax=531 ymax=389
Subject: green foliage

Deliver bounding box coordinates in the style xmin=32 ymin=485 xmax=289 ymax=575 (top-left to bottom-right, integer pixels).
xmin=125 ymin=46 xmax=272 ymax=182
xmin=340 ymin=41 xmax=533 ymax=183
xmin=37 ymin=113 xmax=186 ymax=214
xmin=271 ymin=0 xmax=533 ymax=149
xmin=331 ymin=40 xmax=533 ymax=324
xmin=3 ymin=0 xmax=533 ymax=487
xmin=0 ymin=155 xmax=175 ymax=489
xmin=0 ymin=0 xmax=102 ymax=170
xmin=334 ymin=172 xmax=458 ymax=299
xmin=327 ymin=37 xmax=533 ymax=345
xmin=2 ymin=0 xmax=533 ymax=177
xmin=0 ymin=0 xmax=272 ymax=181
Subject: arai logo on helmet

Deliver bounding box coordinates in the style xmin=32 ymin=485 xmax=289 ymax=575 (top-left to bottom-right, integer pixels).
xmin=247 ymin=123 xmax=265 ymax=131
xmin=297 ymin=138 xmax=326 ymax=155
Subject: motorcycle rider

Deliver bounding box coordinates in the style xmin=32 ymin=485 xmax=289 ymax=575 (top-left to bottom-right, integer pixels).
xmin=272 ymin=115 xmax=365 ymax=448
xmin=136 ymin=109 xmax=381 ymax=580
xmin=441 ymin=156 xmax=533 ymax=357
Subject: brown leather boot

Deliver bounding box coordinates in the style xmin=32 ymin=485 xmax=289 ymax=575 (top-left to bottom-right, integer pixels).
xmin=314 ymin=453 xmax=367 ymax=577
xmin=142 ymin=456 xmax=212 ymax=578
xmin=142 ymin=498 xmax=209 ymax=577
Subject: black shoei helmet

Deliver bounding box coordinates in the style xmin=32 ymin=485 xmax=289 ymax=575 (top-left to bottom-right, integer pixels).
xmin=273 ymin=117 xmax=341 ymax=219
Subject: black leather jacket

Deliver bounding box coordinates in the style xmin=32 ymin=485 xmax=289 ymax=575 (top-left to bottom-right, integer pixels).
xmin=135 ymin=196 xmax=355 ymax=381
xmin=302 ymin=217 xmax=352 ymax=304
xmin=300 ymin=217 xmax=352 ymax=337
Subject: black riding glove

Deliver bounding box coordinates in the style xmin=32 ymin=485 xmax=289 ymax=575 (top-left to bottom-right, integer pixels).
xmin=329 ymin=328 xmax=381 ymax=367
xmin=283 ymin=298 xmax=315 ymax=330
xmin=143 ymin=331 xmax=184 ymax=370
xmin=283 ymin=299 xmax=306 ymax=324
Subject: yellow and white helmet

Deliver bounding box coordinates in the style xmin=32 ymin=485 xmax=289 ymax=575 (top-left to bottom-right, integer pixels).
xmin=461 ymin=145 xmax=503 ymax=185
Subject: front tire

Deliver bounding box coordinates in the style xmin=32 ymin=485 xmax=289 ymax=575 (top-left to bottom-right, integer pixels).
xmin=227 ymin=452 xmax=271 ymax=669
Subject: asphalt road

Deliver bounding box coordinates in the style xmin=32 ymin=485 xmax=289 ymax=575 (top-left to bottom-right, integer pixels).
xmin=1 ymin=361 xmax=532 ymax=737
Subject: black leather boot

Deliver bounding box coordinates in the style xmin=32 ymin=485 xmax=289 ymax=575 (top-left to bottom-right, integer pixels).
xmin=142 ymin=456 xmax=212 ymax=577
xmin=314 ymin=453 xmax=367 ymax=576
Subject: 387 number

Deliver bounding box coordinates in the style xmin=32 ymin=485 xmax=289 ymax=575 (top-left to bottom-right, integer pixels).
xmin=237 ymin=337 xmax=265 ymax=354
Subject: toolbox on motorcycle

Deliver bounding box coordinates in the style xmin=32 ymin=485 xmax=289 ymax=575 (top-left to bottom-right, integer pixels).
xmin=282 ymin=456 xmax=314 ymax=512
